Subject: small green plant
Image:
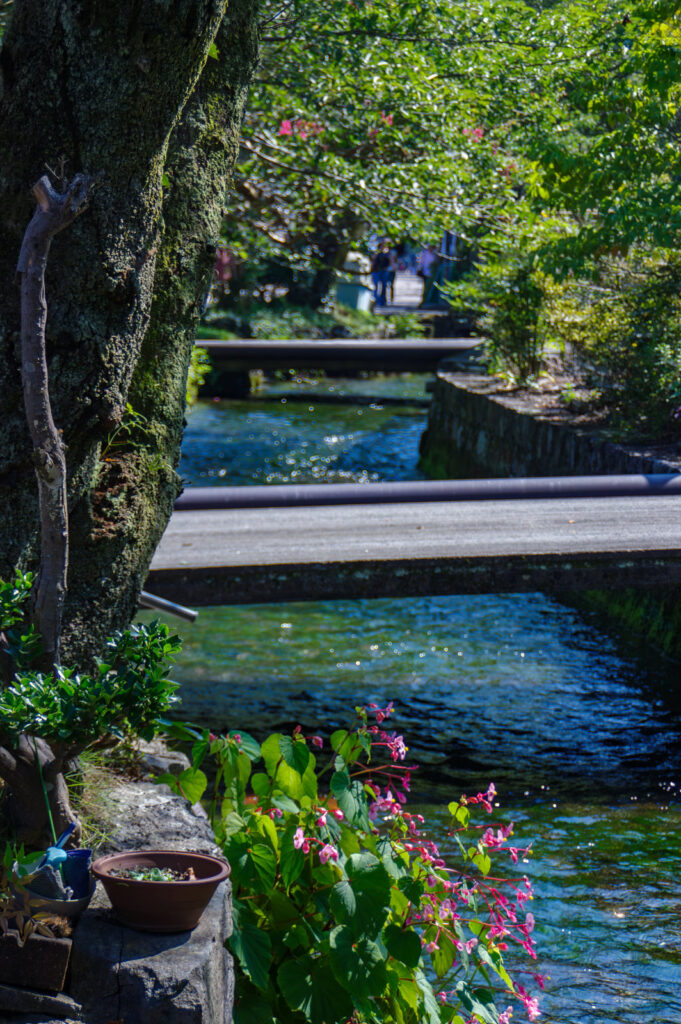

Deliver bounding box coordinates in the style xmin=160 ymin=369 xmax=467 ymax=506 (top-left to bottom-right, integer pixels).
xmin=160 ymin=705 xmax=542 ymax=1024
xmin=111 ymin=865 xmax=185 ymax=882
xmin=100 ymin=403 xmax=153 ymax=462
xmin=0 ymin=573 xmax=181 ymax=843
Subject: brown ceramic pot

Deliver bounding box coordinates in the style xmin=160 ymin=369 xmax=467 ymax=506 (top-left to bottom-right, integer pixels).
xmin=91 ymin=850 xmax=230 ymax=933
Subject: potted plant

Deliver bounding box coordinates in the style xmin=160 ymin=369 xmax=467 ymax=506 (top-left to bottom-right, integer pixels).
xmin=91 ymin=849 xmax=230 ymax=933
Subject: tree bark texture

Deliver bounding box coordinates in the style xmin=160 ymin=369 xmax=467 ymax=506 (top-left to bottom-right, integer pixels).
xmin=0 ymin=0 xmax=260 ymax=665
xmin=0 ymin=734 xmax=79 ymax=844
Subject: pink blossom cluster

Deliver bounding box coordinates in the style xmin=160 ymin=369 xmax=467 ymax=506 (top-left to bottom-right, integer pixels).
xmin=278 ymin=118 xmax=323 ymax=140
xmin=463 ymin=125 xmax=485 ymax=142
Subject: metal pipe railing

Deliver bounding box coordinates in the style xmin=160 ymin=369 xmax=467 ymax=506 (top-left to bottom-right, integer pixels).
xmin=139 ymin=590 xmax=198 ymax=622
xmin=174 ymin=473 xmax=681 ymax=511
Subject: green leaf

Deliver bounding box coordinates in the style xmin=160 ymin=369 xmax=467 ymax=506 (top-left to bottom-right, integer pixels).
xmin=329 ymin=925 xmax=388 ymax=998
xmin=249 ymin=844 xmax=277 ymax=890
xmin=415 ymin=969 xmax=441 ymax=1024
xmin=431 ymin=932 xmax=457 ymax=979
xmin=251 ymin=773 xmax=271 ymax=798
xmin=277 ymin=734 xmax=311 ymax=775
xmin=229 ymin=920 xmax=272 ymax=991
xmin=229 ymin=730 xmax=261 ymax=760
xmin=278 ymin=957 xmax=353 ymax=1024
xmin=175 ymin=766 xmax=207 ymax=804
xmin=208 ymin=41 xmax=219 ymax=60
xmin=330 ymin=769 xmax=371 ymax=830
xmin=280 ymin=822 xmax=305 ymax=890
xmin=448 ymin=801 xmax=470 ymax=827
xmin=384 ymin=923 xmax=422 ymax=968
xmin=471 ymin=851 xmax=492 ymax=876
xmin=261 ymin=733 xmax=317 ymax=801
xmin=454 ymin=981 xmax=498 ymax=1024
xmin=398 ymin=876 xmax=424 ymax=904
xmin=329 ymin=853 xmax=391 ymax=938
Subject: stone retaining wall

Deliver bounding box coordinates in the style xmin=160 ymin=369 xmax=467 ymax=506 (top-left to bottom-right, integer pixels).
xmin=419 ymin=372 xmax=681 ymax=480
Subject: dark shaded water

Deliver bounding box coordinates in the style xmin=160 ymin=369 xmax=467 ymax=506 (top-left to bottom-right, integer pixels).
xmin=148 ymin=380 xmax=681 ymax=1022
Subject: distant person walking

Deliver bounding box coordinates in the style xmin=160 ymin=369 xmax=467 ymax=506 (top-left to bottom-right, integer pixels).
xmin=417 ymin=244 xmax=438 ymax=305
xmin=370 ymin=241 xmax=391 ymax=307
xmin=387 ymin=244 xmax=399 ymax=304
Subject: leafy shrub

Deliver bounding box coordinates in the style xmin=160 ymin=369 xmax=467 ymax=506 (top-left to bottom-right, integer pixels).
xmin=444 ymin=259 xmax=547 ymax=384
xmin=544 ymin=251 xmax=681 ymax=438
xmin=161 ymin=704 xmax=542 ymax=1024
xmin=0 ymin=573 xmax=180 ymax=758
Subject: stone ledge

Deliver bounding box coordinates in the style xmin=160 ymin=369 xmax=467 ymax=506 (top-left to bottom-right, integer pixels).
xmin=6 ymin=773 xmax=233 ymax=1024
xmin=70 ymin=879 xmax=233 ymax=1024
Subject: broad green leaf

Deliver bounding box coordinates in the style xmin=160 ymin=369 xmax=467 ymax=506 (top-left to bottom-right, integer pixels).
xmin=232 ymin=975 xmax=274 ymax=1024
xmin=330 ymin=769 xmax=371 ymax=829
xmin=329 ymin=925 xmax=388 ymax=998
xmin=280 ymin=822 xmax=305 ymax=890
xmin=229 ymin=921 xmax=272 ymax=991
xmin=415 ymin=969 xmax=441 ymax=1024
xmin=176 ymin=766 xmax=207 ymax=804
xmin=472 ymin=851 xmax=492 ymax=876
xmin=448 ymin=801 xmax=470 ymax=827
xmin=384 ymin=923 xmax=422 ymax=968
xmin=278 ymin=957 xmax=353 ymax=1024
xmin=431 ymin=932 xmax=457 ymax=979
xmin=398 ymin=876 xmax=424 ymax=904
xmin=249 ymin=844 xmax=277 ymax=889
xmin=278 ymin=733 xmax=311 ymax=775
xmin=329 ymin=853 xmax=391 ymax=938
xmin=454 ymin=981 xmax=498 ymax=1024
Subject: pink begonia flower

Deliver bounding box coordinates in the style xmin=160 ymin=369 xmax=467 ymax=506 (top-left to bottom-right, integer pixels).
xmin=311 ymin=735 xmax=323 ymax=748
xmin=293 ymin=827 xmax=310 ymax=854
xmin=380 ymin=112 xmax=394 ymax=126
xmin=525 ymin=912 xmax=535 ymax=933
xmin=319 ymin=843 xmax=339 ymax=864
xmin=316 ymin=809 xmax=328 ymax=827
xmin=423 ymin=940 xmax=439 ymax=953
xmin=499 ymin=1009 xmax=513 ymax=1024
xmin=516 ymin=985 xmax=541 ymax=1021
xmin=278 ymin=119 xmax=293 ymax=136
xmin=386 ymin=732 xmax=408 ymax=761
xmin=294 ymin=119 xmax=308 ymax=140
xmin=332 ymin=808 xmax=344 ymax=820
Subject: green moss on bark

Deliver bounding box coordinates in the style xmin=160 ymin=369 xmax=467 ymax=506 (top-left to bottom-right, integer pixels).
xmin=0 ymin=0 xmax=260 ymax=665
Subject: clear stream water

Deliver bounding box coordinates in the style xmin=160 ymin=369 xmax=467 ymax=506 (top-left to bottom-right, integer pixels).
xmin=145 ymin=377 xmax=681 ymax=1023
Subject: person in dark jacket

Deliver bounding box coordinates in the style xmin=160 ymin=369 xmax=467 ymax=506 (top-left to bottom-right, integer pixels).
xmin=370 ymin=241 xmax=391 ymax=306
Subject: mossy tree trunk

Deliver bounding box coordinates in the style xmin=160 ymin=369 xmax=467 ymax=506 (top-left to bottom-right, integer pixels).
xmin=0 ymin=0 xmax=260 ymax=667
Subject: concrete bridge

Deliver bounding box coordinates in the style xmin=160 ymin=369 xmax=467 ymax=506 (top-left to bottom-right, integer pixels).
xmin=198 ymin=337 xmax=481 ymax=374
xmin=146 ymin=477 xmax=681 ymax=607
